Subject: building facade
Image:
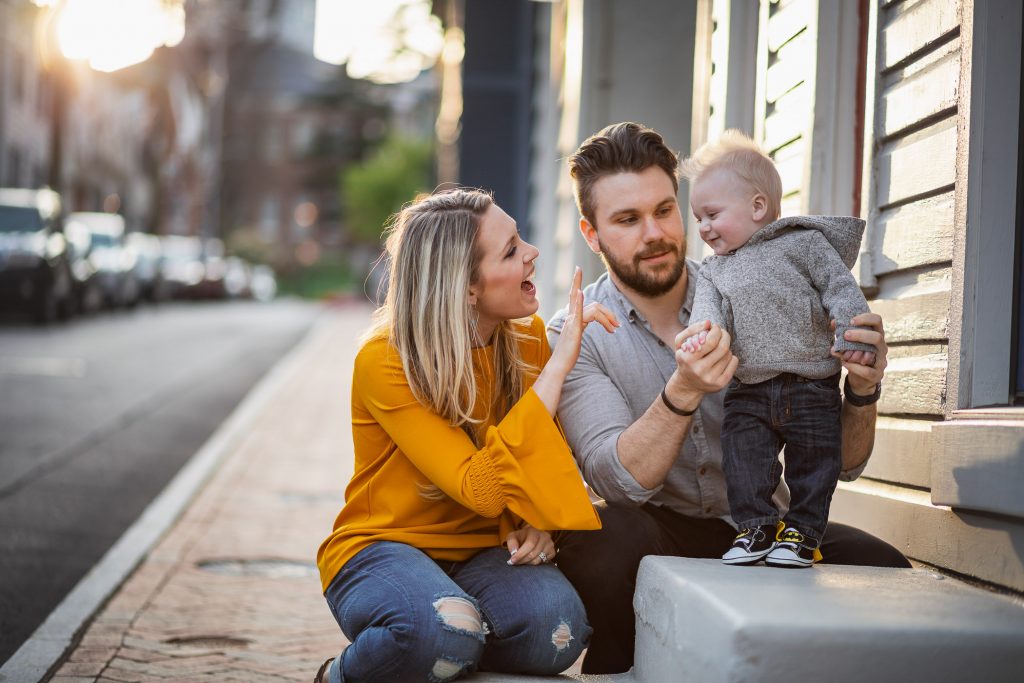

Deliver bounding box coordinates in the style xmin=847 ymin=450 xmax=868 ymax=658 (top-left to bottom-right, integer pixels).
xmin=526 ymin=0 xmax=1024 ymax=593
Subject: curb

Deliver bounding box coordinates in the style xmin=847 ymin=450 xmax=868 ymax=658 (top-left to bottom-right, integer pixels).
xmin=0 ymin=310 xmax=337 ymax=683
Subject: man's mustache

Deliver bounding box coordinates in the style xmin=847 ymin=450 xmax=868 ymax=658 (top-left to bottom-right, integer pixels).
xmin=635 ymin=241 xmax=678 ymax=262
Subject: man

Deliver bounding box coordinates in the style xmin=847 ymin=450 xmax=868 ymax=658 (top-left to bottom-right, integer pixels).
xmin=547 ymin=122 xmax=909 ymax=675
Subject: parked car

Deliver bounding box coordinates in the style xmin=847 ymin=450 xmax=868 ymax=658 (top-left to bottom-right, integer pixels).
xmin=125 ymin=232 xmax=169 ymax=302
xmin=250 ymin=264 xmax=277 ymax=302
xmin=159 ymin=235 xmax=205 ymax=299
xmin=64 ymin=219 xmax=103 ymax=314
xmin=68 ymin=212 xmax=139 ymax=308
xmin=0 ymin=187 xmax=75 ymax=323
xmin=223 ymin=256 xmax=254 ymax=299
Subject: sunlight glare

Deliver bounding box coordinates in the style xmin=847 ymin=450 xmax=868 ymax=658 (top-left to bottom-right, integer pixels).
xmin=55 ymin=0 xmax=186 ymax=73
xmin=314 ymin=0 xmax=444 ymax=84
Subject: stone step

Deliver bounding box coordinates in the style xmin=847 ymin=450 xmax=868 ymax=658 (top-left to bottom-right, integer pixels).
xmin=633 ymin=557 xmax=1024 ymax=683
xmin=473 ymin=672 xmax=633 ymax=682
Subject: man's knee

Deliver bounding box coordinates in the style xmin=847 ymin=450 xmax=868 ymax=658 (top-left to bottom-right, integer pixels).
xmin=558 ymin=503 xmax=664 ymax=583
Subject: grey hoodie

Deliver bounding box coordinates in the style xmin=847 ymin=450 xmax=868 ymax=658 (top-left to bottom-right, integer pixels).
xmin=690 ymin=215 xmax=874 ymax=384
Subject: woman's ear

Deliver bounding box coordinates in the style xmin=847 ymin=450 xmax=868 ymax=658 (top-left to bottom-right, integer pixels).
xmin=467 ymin=284 xmax=478 ymax=307
xmin=751 ymin=193 xmax=768 ymax=222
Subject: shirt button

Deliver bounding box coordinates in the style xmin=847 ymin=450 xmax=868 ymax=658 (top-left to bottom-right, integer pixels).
xmin=704 ymin=506 xmax=713 ymax=514
xmin=698 ymin=467 xmax=707 ymax=476
xmin=658 ymin=340 xmax=665 ymax=347
xmin=692 ymin=425 xmax=701 ymax=434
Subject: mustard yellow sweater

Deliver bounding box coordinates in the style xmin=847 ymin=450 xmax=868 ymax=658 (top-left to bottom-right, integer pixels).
xmin=317 ymin=315 xmax=601 ymax=591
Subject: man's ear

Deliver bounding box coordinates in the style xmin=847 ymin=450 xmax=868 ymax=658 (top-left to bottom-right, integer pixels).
xmin=751 ymin=193 xmax=769 ymax=223
xmin=579 ymin=217 xmax=602 ymax=255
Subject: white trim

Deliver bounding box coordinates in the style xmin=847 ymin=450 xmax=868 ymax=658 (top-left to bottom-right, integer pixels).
xmin=949 ymin=0 xmax=1022 ymax=410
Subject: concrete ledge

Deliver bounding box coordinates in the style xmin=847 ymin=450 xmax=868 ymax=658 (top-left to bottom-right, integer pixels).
xmin=472 ymin=674 xmax=632 ymax=682
xmin=633 ymin=557 xmax=1024 ymax=683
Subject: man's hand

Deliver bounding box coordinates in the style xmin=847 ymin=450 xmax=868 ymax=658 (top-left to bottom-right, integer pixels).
xmin=669 ymin=320 xmax=738 ymax=406
xmin=832 ymin=313 xmax=887 ymax=397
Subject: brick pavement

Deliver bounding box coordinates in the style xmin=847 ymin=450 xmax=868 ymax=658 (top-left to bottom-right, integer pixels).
xmin=47 ymin=305 xmax=368 ymax=683
xmin=45 ymin=303 xmax=587 ymax=683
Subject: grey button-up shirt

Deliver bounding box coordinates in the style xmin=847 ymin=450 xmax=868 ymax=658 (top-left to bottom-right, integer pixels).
xmin=547 ymin=259 xmax=867 ymax=523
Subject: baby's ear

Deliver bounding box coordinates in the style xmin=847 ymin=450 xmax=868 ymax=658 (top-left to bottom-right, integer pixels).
xmin=751 ymin=193 xmax=768 ymax=222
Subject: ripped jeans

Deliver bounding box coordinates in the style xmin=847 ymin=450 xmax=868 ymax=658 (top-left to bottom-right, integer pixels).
xmin=323 ymin=542 xmax=591 ymax=683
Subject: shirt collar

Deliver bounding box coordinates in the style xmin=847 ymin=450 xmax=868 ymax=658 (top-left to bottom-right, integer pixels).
xmin=596 ymin=258 xmax=700 ymax=325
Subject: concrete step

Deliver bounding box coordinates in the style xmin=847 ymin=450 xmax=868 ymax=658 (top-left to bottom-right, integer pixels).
xmin=473 ymin=674 xmax=633 ymax=682
xmin=633 ymin=557 xmax=1024 ymax=683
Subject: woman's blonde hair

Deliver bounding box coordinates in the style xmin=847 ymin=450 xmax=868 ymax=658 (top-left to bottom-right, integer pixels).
xmin=681 ymin=129 xmax=783 ymax=222
xmin=367 ymin=188 xmax=535 ymax=450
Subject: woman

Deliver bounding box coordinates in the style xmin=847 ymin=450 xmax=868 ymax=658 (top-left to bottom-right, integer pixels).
xmin=315 ymin=189 xmax=619 ymax=683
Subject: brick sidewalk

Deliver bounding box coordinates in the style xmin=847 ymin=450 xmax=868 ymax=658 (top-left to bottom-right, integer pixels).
xmin=48 ymin=305 xmax=369 ymax=683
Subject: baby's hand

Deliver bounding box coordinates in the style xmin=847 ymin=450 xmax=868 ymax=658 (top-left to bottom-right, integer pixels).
xmin=680 ymin=329 xmax=709 ymax=353
xmin=841 ymin=349 xmax=876 ymax=367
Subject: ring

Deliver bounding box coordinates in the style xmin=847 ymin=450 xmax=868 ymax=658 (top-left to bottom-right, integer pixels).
xmin=538 ymin=552 xmax=549 ymax=563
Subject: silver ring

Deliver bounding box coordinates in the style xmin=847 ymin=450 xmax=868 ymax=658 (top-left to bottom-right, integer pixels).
xmin=538 ymin=552 xmax=549 ymax=563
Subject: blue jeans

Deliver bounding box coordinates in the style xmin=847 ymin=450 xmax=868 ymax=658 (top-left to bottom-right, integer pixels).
xmin=322 ymin=541 xmax=591 ymax=683
xmin=721 ymin=372 xmax=842 ymax=543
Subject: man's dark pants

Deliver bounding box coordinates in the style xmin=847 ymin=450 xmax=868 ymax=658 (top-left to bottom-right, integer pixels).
xmin=556 ymin=501 xmax=912 ymax=674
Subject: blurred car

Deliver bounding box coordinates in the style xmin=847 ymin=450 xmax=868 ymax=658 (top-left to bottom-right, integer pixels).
xmin=64 ymin=219 xmax=103 ymax=314
xmin=68 ymin=212 xmax=139 ymax=308
xmin=159 ymin=234 xmax=205 ymax=299
xmin=125 ymin=232 xmax=169 ymax=302
xmin=250 ymin=264 xmax=277 ymax=302
xmin=224 ymin=256 xmax=254 ymax=299
xmin=194 ymin=238 xmax=228 ymax=299
xmin=0 ymin=187 xmax=75 ymax=323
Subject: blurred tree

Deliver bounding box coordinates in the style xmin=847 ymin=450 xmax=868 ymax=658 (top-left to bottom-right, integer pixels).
xmin=341 ymin=135 xmax=433 ymax=244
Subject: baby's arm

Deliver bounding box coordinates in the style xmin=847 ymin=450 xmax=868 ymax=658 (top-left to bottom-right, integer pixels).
xmin=807 ymin=232 xmax=876 ymax=365
xmin=683 ymin=265 xmax=726 ymax=352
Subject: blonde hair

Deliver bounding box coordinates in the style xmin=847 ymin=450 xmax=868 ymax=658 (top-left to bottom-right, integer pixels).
xmin=367 ymin=189 xmax=535 ymax=454
xmin=681 ymin=129 xmax=783 ymax=222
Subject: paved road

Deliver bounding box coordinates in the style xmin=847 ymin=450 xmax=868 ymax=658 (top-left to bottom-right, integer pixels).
xmin=0 ymin=299 xmax=321 ymax=665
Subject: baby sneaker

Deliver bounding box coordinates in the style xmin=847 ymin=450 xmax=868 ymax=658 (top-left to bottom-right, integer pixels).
xmin=722 ymin=523 xmax=778 ymax=565
xmin=765 ymin=527 xmax=822 ymax=568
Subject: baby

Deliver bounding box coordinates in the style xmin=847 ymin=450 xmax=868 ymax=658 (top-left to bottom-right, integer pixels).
xmin=682 ymin=130 xmax=876 ymax=568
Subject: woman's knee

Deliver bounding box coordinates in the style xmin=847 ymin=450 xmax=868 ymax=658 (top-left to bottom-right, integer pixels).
xmin=416 ymin=595 xmax=488 ymax=681
xmin=485 ymin=573 xmax=591 ymax=674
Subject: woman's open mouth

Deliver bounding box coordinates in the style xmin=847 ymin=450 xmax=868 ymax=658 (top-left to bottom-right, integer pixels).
xmin=521 ymin=273 xmax=536 ymax=295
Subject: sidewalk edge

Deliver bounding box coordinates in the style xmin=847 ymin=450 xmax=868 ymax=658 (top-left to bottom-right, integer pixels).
xmin=0 ymin=309 xmax=338 ymax=683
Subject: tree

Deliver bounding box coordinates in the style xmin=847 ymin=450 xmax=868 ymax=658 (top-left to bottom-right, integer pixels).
xmin=341 ymin=136 xmax=433 ymax=244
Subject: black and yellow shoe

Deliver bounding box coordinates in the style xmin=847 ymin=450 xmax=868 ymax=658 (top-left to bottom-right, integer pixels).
xmin=722 ymin=523 xmax=778 ymax=565
xmin=764 ymin=527 xmax=822 ymax=568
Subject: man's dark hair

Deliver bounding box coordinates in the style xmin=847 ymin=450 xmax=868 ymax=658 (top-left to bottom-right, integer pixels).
xmin=568 ymin=122 xmax=681 ymax=225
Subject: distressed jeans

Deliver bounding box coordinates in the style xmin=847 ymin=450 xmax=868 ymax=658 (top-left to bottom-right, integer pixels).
xmin=721 ymin=372 xmax=843 ymax=543
xmin=323 ymin=541 xmax=591 ymax=683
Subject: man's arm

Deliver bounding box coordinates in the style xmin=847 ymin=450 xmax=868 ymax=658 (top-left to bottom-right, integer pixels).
xmin=837 ymin=312 xmax=888 ymax=476
xmin=617 ymin=322 xmax=736 ymax=489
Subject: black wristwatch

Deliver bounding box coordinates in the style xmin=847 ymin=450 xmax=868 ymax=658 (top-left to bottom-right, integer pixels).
xmin=844 ymin=376 xmax=881 ymax=407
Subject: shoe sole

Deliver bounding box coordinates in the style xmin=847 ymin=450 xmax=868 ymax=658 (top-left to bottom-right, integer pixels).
xmin=764 ymin=557 xmax=814 ymax=568
xmin=722 ymin=545 xmax=776 ymax=565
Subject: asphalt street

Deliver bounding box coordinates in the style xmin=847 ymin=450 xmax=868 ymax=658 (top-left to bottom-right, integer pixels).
xmin=0 ymin=298 xmax=321 ymax=665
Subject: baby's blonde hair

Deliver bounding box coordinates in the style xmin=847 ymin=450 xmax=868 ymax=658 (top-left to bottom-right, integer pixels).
xmin=681 ymin=130 xmax=782 ymax=222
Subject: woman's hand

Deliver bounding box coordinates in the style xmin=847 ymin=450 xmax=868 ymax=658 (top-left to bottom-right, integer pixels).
xmin=506 ymin=525 xmax=556 ymax=566
xmin=548 ymin=266 xmax=619 ymax=377
xmin=533 ymin=267 xmax=618 ymax=416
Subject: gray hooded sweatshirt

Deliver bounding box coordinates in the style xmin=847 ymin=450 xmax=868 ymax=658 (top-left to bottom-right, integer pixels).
xmin=690 ymin=215 xmax=874 ymax=384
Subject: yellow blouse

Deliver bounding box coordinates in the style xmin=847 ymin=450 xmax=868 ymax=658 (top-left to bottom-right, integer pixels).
xmin=316 ymin=315 xmax=600 ymax=591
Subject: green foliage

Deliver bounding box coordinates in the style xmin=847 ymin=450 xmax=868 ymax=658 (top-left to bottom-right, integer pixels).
xmin=276 ymin=252 xmax=357 ymax=300
xmin=342 ymin=136 xmax=433 ymax=244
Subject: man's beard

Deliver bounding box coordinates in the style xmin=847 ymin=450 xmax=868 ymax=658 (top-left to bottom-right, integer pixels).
xmin=598 ymin=238 xmax=686 ymax=297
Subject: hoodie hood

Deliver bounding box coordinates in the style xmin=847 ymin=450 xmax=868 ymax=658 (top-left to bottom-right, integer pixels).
xmin=746 ymin=215 xmax=866 ymax=269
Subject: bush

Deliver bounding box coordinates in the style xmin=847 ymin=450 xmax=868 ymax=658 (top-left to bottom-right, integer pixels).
xmin=342 ymin=136 xmax=433 ymax=244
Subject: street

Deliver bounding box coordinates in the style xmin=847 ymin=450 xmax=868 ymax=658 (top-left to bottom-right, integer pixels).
xmin=0 ymin=299 xmax=321 ymax=664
